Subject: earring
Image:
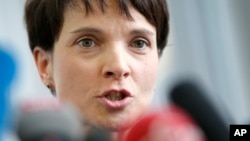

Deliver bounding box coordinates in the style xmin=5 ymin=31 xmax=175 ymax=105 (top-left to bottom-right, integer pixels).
xmin=47 ymin=84 xmax=51 ymax=89
xmin=46 ymin=83 xmax=53 ymax=91
xmin=46 ymin=83 xmax=56 ymax=95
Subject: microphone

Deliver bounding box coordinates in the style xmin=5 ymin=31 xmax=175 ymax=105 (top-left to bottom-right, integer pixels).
xmin=0 ymin=49 xmax=16 ymax=132
xmin=120 ymin=105 xmax=206 ymax=141
xmin=84 ymin=126 xmax=111 ymax=141
xmin=15 ymin=98 xmax=84 ymax=141
xmin=0 ymin=49 xmax=17 ymax=141
xmin=169 ymin=80 xmax=229 ymax=141
xmin=0 ymin=49 xmax=16 ymax=93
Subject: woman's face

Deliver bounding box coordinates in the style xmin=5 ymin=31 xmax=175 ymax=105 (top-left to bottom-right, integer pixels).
xmin=35 ymin=1 xmax=159 ymax=131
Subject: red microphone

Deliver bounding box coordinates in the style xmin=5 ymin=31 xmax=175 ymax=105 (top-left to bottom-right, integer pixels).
xmin=119 ymin=105 xmax=206 ymax=141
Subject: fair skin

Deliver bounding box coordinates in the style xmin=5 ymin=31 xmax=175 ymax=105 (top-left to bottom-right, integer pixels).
xmin=33 ymin=0 xmax=159 ymax=131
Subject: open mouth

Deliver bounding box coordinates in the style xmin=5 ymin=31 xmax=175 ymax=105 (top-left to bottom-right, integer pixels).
xmin=105 ymin=92 xmax=127 ymax=101
xmin=98 ymin=89 xmax=132 ymax=108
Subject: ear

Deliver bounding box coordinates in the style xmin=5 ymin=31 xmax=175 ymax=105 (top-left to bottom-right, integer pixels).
xmin=33 ymin=47 xmax=54 ymax=88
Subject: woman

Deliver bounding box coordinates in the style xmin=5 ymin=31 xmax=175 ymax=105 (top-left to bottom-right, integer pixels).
xmin=24 ymin=0 xmax=169 ymax=133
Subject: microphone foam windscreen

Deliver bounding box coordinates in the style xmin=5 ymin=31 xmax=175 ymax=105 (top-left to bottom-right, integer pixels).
xmin=121 ymin=105 xmax=205 ymax=141
xmin=16 ymin=98 xmax=84 ymax=141
xmin=170 ymin=80 xmax=229 ymax=141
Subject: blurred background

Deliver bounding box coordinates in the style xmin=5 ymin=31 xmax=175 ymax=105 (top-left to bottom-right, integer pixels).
xmin=0 ymin=0 xmax=249 ymax=140
xmin=156 ymin=0 xmax=250 ymax=125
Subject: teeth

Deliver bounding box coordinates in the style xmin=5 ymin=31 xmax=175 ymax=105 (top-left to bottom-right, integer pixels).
xmin=106 ymin=92 xmax=124 ymax=101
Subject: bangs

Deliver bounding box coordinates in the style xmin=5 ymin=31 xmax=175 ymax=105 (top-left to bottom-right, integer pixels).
xmin=68 ymin=0 xmax=133 ymax=19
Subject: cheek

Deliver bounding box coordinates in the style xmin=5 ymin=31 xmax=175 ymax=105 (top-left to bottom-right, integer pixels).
xmin=132 ymin=55 xmax=159 ymax=110
xmin=135 ymin=56 xmax=159 ymax=90
xmin=52 ymin=55 xmax=97 ymax=101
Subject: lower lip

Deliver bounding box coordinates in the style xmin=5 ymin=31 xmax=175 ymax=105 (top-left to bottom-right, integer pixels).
xmin=98 ymin=96 xmax=133 ymax=109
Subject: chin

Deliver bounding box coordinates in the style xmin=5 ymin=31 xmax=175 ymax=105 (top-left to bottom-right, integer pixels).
xmin=95 ymin=115 xmax=141 ymax=132
xmin=98 ymin=121 xmax=133 ymax=132
xmin=103 ymin=109 xmax=149 ymax=132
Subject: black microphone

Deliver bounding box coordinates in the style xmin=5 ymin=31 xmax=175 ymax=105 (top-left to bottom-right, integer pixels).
xmin=170 ymin=80 xmax=229 ymax=141
xmin=15 ymin=98 xmax=85 ymax=141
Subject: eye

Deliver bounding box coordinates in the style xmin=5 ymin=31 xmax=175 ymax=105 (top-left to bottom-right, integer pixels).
xmin=77 ymin=38 xmax=95 ymax=48
xmin=131 ymin=39 xmax=149 ymax=49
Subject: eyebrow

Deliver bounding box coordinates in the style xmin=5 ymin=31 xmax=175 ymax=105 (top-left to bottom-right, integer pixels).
xmin=70 ymin=27 xmax=155 ymax=36
xmin=70 ymin=27 xmax=102 ymax=34
xmin=130 ymin=29 xmax=155 ymax=36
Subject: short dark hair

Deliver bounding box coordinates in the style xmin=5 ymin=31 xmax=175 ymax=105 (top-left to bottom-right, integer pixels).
xmin=25 ymin=0 xmax=169 ymax=55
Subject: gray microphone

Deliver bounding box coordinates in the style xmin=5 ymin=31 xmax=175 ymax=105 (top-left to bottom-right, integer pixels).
xmin=84 ymin=127 xmax=111 ymax=141
xmin=15 ymin=98 xmax=84 ymax=141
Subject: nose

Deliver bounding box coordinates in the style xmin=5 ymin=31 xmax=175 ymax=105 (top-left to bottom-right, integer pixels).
xmin=101 ymin=46 xmax=131 ymax=80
